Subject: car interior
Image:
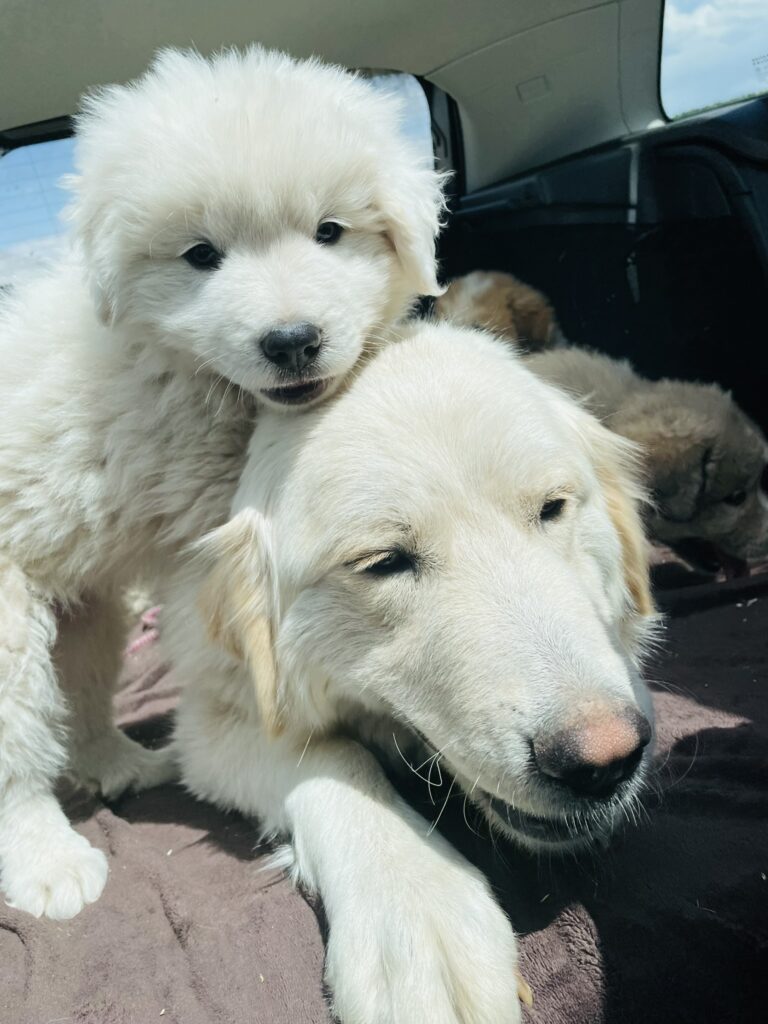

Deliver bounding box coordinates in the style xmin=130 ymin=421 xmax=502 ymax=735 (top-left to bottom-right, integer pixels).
xmin=4 ymin=0 xmax=765 ymax=473
xmin=0 ymin=2 xmax=765 ymax=1022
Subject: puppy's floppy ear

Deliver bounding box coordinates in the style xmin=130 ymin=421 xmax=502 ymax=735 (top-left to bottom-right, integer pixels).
xmin=611 ymin=399 xmax=713 ymax=524
xmin=647 ymin=440 xmax=713 ymax=524
xmin=380 ymin=160 xmax=448 ymax=298
xmin=503 ymin=279 xmax=561 ymax=353
xmin=63 ymin=175 xmax=121 ymax=325
xmin=63 ymin=79 xmax=139 ymax=326
xmin=196 ymin=509 xmax=283 ymax=736
xmin=85 ymin=249 xmax=120 ymax=327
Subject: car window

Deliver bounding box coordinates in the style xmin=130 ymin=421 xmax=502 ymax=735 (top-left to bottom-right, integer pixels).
xmin=0 ymin=136 xmax=74 ymax=286
xmin=363 ymin=71 xmax=434 ymax=165
xmin=661 ymin=0 xmax=768 ymax=119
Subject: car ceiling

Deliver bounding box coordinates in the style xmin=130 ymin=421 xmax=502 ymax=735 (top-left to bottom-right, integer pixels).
xmin=0 ymin=0 xmax=664 ymax=191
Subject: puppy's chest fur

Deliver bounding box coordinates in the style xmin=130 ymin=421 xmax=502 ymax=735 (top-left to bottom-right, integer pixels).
xmin=0 ymin=339 xmax=256 ymax=598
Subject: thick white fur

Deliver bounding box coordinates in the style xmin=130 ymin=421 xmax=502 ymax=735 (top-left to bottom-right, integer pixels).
xmin=164 ymin=323 xmax=656 ymax=1024
xmin=0 ymin=47 xmax=444 ymax=918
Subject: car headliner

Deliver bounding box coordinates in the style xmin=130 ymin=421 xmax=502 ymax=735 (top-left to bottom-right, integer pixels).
xmin=0 ymin=0 xmax=664 ymax=192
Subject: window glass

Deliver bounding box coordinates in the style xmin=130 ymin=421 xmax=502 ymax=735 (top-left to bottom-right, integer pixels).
xmin=364 ymin=71 xmax=434 ymax=165
xmin=661 ymin=1 xmax=768 ymax=119
xmin=0 ymin=136 xmax=74 ymax=286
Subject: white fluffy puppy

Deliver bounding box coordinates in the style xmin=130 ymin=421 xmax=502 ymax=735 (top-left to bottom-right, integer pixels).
xmin=164 ymin=322 xmax=656 ymax=1024
xmin=0 ymin=47 xmax=443 ymax=919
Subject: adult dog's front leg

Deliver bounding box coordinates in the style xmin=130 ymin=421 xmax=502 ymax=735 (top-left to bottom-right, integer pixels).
xmin=176 ymin=693 xmax=521 ymax=1024
xmin=307 ymin=756 xmax=523 ymax=1024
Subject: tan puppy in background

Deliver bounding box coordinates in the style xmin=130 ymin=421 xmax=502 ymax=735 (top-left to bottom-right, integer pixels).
xmin=435 ymin=269 xmax=563 ymax=351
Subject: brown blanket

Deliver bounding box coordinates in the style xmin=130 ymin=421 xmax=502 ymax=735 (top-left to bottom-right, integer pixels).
xmin=2 ymin=577 xmax=766 ymax=1024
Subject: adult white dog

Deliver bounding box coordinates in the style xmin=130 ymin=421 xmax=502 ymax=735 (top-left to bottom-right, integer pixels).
xmin=165 ymin=322 xmax=657 ymax=1024
xmin=0 ymin=47 xmax=443 ymax=919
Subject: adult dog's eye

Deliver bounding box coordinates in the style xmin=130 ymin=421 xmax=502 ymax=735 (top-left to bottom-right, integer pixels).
xmin=315 ymin=221 xmax=344 ymax=246
xmin=182 ymin=242 xmax=223 ymax=270
xmin=722 ymin=490 xmax=747 ymax=507
xmin=539 ymin=497 xmax=566 ymax=522
xmin=353 ymin=550 xmax=416 ymax=576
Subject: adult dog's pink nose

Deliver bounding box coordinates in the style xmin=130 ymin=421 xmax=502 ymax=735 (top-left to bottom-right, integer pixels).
xmin=533 ymin=704 xmax=651 ymax=798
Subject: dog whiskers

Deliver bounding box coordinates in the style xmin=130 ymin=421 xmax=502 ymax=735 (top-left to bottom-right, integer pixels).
xmin=461 ymin=792 xmax=483 ymax=839
xmin=494 ymin=766 xmax=510 ymax=800
xmin=194 ymin=353 xmax=220 ymax=377
xmin=215 ymin=376 xmax=236 ymax=418
xmin=426 ymin=775 xmax=456 ymax=837
xmin=296 ymin=730 xmax=314 ymax=768
xmin=487 ymin=819 xmax=513 ymax=872
xmin=393 ymin=737 xmax=448 ymax=790
xmin=646 ymin=675 xmax=697 ymax=701
xmin=659 ymin=729 xmax=700 ymax=793
xmin=204 ymin=374 xmax=227 ymax=410
xmin=425 ymin=751 xmax=445 ymax=805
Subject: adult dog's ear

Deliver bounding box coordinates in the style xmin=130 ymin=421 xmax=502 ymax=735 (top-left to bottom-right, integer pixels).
xmin=576 ymin=410 xmax=656 ymax=655
xmin=380 ymin=161 xmax=448 ymax=298
xmin=196 ymin=509 xmax=282 ymax=736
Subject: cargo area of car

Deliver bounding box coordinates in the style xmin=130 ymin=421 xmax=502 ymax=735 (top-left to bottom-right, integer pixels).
xmin=439 ymin=97 xmax=768 ymax=438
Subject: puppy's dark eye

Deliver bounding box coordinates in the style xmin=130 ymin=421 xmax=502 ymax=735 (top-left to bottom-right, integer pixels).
xmin=539 ymin=497 xmax=566 ymax=522
xmin=723 ymin=490 xmax=747 ymax=507
xmin=182 ymin=242 xmax=223 ymax=270
xmin=315 ymin=221 xmax=344 ymax=246
xmin=357 ymin=550 xmax=415 ymax=576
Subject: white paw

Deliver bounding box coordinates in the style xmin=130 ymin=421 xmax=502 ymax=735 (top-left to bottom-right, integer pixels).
xmin=72 ymin=729 xmax=178 ymax=798
xmin=325 ymin=854 xmax=522 ymax=1024
xmin=3 ymin=828 xmax=108 ymax=920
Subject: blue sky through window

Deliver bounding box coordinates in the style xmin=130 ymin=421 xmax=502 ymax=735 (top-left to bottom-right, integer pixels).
xmin=0 ymin=137 xmax=74 ymax=249
xmin=662 ymin=0 xmax=768 ymax=117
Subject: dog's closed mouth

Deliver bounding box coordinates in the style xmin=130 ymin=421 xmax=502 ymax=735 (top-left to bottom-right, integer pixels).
xmin=260 ymin=379 xmax=330 ymax=405
xmin=486 ymin=796 xmax=604 ymax=846
xmin=488 ymin=797 xmax=572 ymax=843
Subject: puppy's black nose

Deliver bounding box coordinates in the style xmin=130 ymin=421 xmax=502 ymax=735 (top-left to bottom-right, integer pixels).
xmin=533 ymin=706 xmax=651 ymax=799
xmin=260 ymin=322 xmax=321 ymax=372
